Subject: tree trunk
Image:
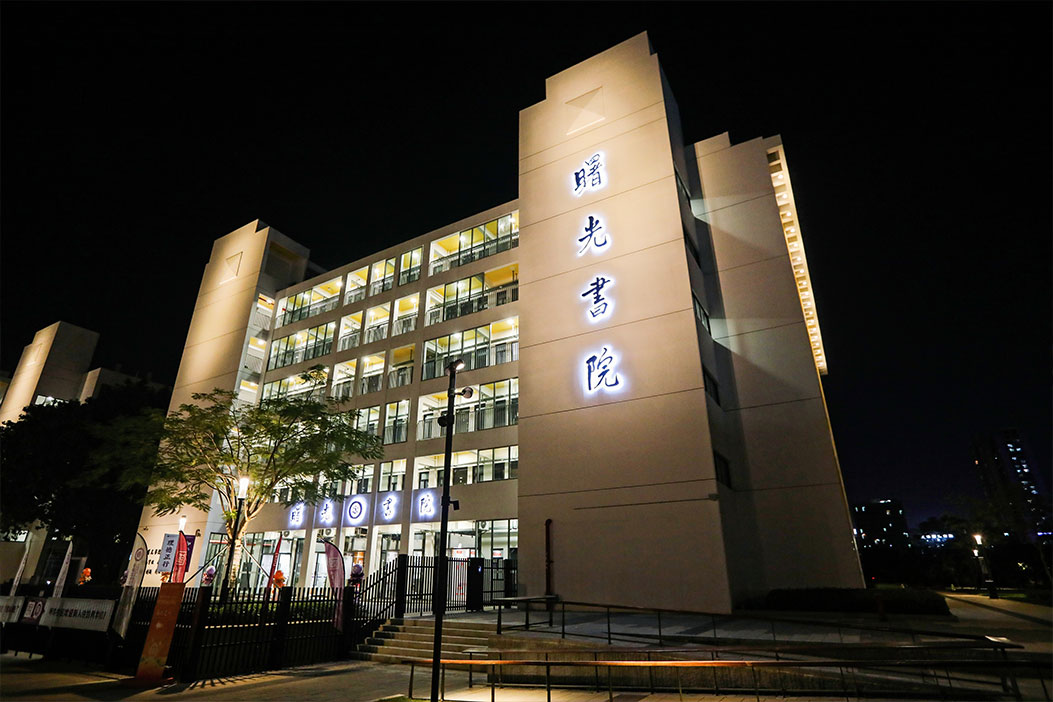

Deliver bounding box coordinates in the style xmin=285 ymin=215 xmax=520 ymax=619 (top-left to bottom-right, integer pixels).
xmin=226 ymin=517 xmax=252 ymax=590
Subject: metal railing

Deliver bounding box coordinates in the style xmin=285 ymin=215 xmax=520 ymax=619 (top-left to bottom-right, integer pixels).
xmin=406 ymin=653 xmax=1049 ymax=702
xmin=276 ymin=296 xmax=339 ymax=328
xmin=388 ymin=365 xmax=413 ymax=389
xmin=364 ymin=323 xmax=389 ymax=344
xmin=398 ymin=267 xmax=421 ymax=285
xmin=369 ymin=276 xmax=394 ymax=296
xmin=359 ymin=373 xmax=383 ymax=395
xmin=425 ymin=283 xmax=519 ymax=327
xmin=337 ymin=331 xmax=361 ymax=351
xmin=422 ymin=340 xmax=518 ymax=381
xmin=429 ymin=233 xmax=519 ymax=275
xmin=344 ymin=287 xmax=366 ymax=305
xmin=416 ymin=403 xmax=519 ymax=440
xmin=383 ymin=420 xmax=409 ymax=444
xmin=392 ymin=315 xmax=417 ymax=336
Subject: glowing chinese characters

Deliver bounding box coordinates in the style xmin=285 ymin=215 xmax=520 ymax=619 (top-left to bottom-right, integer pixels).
xmin=580 ymin=275 xmax=613 ymax=321
xmin=318 ymin=500 xmax=335 ymax=525
xmin=289 ymin=502 xmax=305 ymax=528
xmin=584 ymin=346 xmax=622 ymax=393
xmin=572 ymin=152 xmax=606 ymax=196
xmin=577 ymin=215 xmax=609 ymax=256
xmin=380 ymin=494 xmax=398 ymax=521
xmin=418 ymin=492 xmax=435 ymax=519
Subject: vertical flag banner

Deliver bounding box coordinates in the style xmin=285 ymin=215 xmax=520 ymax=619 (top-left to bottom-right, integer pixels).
xmin=172 ymin=533 xmax=188 ymax=583
xmin=267 ymin=534 xmax=283 ymax=588
xmin=157 ymin=533 xmax=179 ymax=573
xmin=52 ymin=541 xmax=73 ymax=598
xmin=323 ymin=539 xmax=345 ymax=631
xmin=9 ymin=542 xmax=30 ymax=594
xmin=112 ymin=533 xmax=148 ymax=638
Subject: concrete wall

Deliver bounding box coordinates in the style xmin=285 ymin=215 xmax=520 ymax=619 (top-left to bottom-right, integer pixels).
xmin=0 ymin=322 xmax=98 ymax=425
xmin=136 ymin=221 xmax=311 ymax=584
xmin=694 ymin=135 xmax=863 ymax=599
xmin=517 ymin=33 xmax=733 ymax=612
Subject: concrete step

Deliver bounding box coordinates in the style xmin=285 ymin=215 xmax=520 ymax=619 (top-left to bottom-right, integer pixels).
xmin=374 ymin=630 xmax=490 ymax=645
xmin=391 ymin=618 xmax=498 ymax=633
xmin=365 ymin=637 xmax=479 ymax=653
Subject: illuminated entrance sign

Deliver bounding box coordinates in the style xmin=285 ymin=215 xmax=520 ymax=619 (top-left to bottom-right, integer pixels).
xmin=318 ymin=500 xmax=335 ymax=525
xmin=288 ymin=502 xmax=305 ymax=528
xmin=572 ymin=152 xmax=606 ymax=196
xmin=583 ymin=347 xmax=622 ymax=393
xmin=580 ymin=275 xmax=613 ymax=321
xmin=379 ymin=494 xmax=399 ymax=522
xmin=345 ymin=496 xmax=368 ymax=526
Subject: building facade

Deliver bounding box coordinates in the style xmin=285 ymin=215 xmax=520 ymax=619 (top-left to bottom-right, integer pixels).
xmin=135 ymin=33 xmax=863 ymax=611
xmin=973 ymin=429 xmax=1052 ymax=544
xmin=851 ymin=499 xmax=911 ymax=552
xmin=1 ymin=321 xmax=165 ymax=586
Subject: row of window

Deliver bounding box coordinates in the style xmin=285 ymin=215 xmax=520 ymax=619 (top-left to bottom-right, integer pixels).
xmin=261 ymin=373 xmax=519 ymax=446
xmin=264 ymin=318 xmax=519 ymax=401
xmin=274 ymin=212 xmax=519 ymax=329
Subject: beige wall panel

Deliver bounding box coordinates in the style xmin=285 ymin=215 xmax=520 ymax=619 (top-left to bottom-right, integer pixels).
xmin=519 ymin=498 xmax=732 ymax=611
xmin=735 ymin=398 xmax=842 ymax=491
xmin=715 ymin=256 xmax=805 ymax=339
xmin=520 ymin=310 xmax=704 ymax=419
xmin=517 ymin=178 xmax=683 ymax=286
xmin=449 ymin=480 xmax=518 ymax=521
xmin=696 ymin=137 xmax=773 ymax=216
xmin=747 ymin=484 xmax=864 ymax=590
xmin=519 ymin=118 xmax=675 ymax=228
xmin=172 ymin=329 xmax=251 ymax=393
xmin=520 ymin=241 xmax=692 ymax=348
xmin=520 ymin=33 xmax=662 ymax=160
xmin=724 ymin=323 xmax=821 ymax=409
xmin=182 ymin=285 xmax=259 ymax=349
xmin=519 ymin=389 xmax=714 ymax=495
xmin=197 ymin=223 xmax=267 ymax=296
xmin=706 ymin=196 xmax=789 ymax=272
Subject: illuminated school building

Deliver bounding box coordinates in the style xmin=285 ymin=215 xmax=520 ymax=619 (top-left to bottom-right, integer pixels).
xmin=135 ymin=33 xmax=863 ymax=612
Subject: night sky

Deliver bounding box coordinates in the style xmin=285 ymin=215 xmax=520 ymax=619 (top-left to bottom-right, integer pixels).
xmin=3 ymin=3 xmax=1049 ymax=527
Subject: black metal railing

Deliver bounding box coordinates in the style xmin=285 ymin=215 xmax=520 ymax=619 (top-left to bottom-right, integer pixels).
xmin=428 ymin=233 xmax=519 ymax=275
xmin=424 ymin=283 xmax=519 ymax=327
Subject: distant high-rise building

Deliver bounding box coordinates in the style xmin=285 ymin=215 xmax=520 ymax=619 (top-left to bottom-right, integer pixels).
xmin=973 ymin=429 xmax=1052 ymax=542
xmin=851 ymin=499 xmax=911 ymax=551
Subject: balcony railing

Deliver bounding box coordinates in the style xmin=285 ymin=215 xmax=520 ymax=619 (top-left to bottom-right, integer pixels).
xmin=250 ymin=307 xmax=273 ymax=331
xmin=243 ymin=353 xmax=265 ymax=375
xmin=418 ymin=461 xmax=518 ymax=488
xmin=388 ymin=365 xmax=414 ymax=389
xmin=369 ymin=276 xmax=394 ymax=296
xmin=332 ymin=381 xmax=353 ymax=401
xmin=345 ymin=287 xmax=366 ymax=305
xmin=383 ymin=421 xmax=408 ymax=445
xmin=359 ymin=373 xmax=383 ymax=395
xmin=276 ymin=296 xmax=339 ymax=328
xmin=416 ymin=402 xmax=519 ymax=440
xmin=392 ymin=315 xmax=417 ymax=336
xmin=364 ymin=323 xmax=389 ymax=344
xmin=398 ymin=267 xmax=421 ymax=286
xmin=429 ymin=232 xmax=519 ymax=275
xmin=422 ymin=340 xmax=518 ymax=380
xmin=424 ymin=283 xmax=519 ymax=327
xmin=338 ymin=331 xmax=361 ymax=352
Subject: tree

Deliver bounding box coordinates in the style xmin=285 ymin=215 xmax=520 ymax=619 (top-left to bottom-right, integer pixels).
xmin=125 ymin=369 xmax=384 ymax=587
xmin=0 ymin=382 xmax=169 ymax=586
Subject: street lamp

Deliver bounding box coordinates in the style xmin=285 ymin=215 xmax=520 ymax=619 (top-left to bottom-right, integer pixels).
xmin=220 ymin=476 xmax=251 ymax=601
xmin=430 ymin=358 xmax=472 ymax=702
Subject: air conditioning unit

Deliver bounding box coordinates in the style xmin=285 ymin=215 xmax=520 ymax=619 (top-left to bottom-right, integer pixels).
xmin=282 ymin=531 xmax=290 ymax=537
xmin=324 ymin=528 xmax=334 ymax=536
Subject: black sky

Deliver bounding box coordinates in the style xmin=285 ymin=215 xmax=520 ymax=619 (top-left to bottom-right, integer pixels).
xmin=2 ymin=2 xmax=1050 ymax=527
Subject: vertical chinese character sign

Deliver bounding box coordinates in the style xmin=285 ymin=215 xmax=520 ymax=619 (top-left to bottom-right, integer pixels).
xmin=572 ymin=152 xmax=622 ymax=393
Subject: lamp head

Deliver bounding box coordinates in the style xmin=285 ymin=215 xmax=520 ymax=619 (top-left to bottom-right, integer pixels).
xmin=178 ymin=515 xmax=187 ymax=533
xmin=973 ymin=533 xmax=983 ymax=545
xmin=238 ymin=476 xmax=251 ymax=499
xmin=448 ymin=358 xmax=465 ymax=373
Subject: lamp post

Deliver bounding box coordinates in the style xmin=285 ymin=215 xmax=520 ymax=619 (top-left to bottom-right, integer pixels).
xmin=430 ymin=358 xmax=471 ymax=702
xmin=221 ymin=476 xmax=250 ymax=602
xmin=973 ymin=533 xmax=998 ymax=599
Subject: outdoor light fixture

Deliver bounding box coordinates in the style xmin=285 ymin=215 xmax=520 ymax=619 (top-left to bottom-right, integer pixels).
xmin=178 ymin=515 xmax=187 ymax=533
xmin=431 ymin=357 xmax=469 ymax=702
xmin=973 ymin=534 xmax=983 ymax=545
xmin=238 ymin=476 xmax=251 ymax=499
